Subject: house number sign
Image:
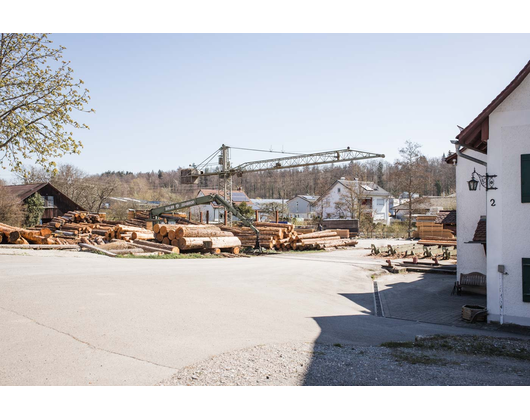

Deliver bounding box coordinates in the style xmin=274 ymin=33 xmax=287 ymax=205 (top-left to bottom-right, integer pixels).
xmin=490 ymin=199 xmax=496 ymax=207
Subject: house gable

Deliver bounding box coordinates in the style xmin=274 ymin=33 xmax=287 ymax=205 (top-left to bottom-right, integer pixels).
xmin=457 ymin=60 xmax=530 ymax=154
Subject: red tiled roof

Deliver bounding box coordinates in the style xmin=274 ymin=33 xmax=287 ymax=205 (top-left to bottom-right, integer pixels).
xmin=456 ymin=60 xmax=530 ymax=153
xmin=435 ymin=210 xmax=456 ymax=225
xmin=445 ymin=153 xmax=457 ymax=164
xmin=472 ymin=217 xmax=486 ymax=243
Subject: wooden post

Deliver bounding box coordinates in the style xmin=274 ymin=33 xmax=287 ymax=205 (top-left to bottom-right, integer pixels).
xmin=255 ymin=210 xmax=259 ymax=221
xmin=206 ymin=210 xmax=209 ymax=224
xmin=200 ymin=212 xmax=203 ymax=224
xmin=275 ymin=210 xmax=279 ymax=223
xmin=188 ymin=211 xmax=191 ymax=221
xmin=224 ymin=212 xmax=227 ymax=226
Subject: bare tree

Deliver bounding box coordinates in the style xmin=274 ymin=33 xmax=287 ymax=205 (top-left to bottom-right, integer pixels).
xmin=395 ymin=141 xmax=428 ymax=237
xmin=80 ymin=177 xmax=119 ymax=213
xmin=0 ymin=180 xmax=24 ymax=226
xmin=334 ymin=181 xmax=370 ymax=219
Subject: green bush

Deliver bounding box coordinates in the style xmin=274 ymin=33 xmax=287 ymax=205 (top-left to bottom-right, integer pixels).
xmin=24 ymin=193 xmax=45 ymax=227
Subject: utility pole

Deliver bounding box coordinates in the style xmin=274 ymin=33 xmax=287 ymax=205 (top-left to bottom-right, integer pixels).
xmin=219 ymin=144 xmax=233 ymax=224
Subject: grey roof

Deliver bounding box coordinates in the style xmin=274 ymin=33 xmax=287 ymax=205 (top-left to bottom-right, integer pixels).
xmin=287 ymin=195 xmax=320 ymax=203
xmin=393 ymin=196 xmax=457 ymax=211
xmin=336 ymin=180 xmax=390 ymax=197
xmin=249 ymin=198 xmax=284 ymax=210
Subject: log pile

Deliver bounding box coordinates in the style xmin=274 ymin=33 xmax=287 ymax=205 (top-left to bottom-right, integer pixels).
xmin=221 ymin=222 xmax=357 ymax=251
xmin=152 ymin=223 xmax=241 ymax=254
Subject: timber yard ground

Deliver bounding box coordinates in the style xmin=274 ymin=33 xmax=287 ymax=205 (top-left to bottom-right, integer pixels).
xmin=1 ymin=239 xmax=529 ymax=386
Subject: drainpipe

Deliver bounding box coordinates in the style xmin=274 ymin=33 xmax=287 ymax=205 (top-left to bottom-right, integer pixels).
xmin=498 ymin=265 xmax=508 ymax=325
xmin=450 ymin=140 xmax=487 ymax=167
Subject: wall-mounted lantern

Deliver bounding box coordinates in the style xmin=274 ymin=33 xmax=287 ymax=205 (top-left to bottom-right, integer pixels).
xmin=468 ymin=168 xmax=497 ymax=191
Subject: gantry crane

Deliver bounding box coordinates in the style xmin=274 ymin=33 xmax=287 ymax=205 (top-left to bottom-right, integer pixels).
xmin=179 ymin=145 xmax=385 ymax=224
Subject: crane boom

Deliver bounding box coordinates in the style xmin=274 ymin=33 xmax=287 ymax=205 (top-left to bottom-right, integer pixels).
xmin=181 ymin=147 xmax=385 ymax=183
xmin=232 ymin=147 xmax=384 ymax=175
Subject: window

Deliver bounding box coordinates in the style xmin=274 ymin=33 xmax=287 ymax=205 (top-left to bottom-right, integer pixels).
xmin=523 ymin=258 xmax=530 ymax=303
xmin=522 ymin=154 xmax=530 ymax=203
xmin=337 ymin=188 xmax=341 ymax=193
xmin=43 ymin=195 xmax=54 ymax=207
xmin=377 ymin=199 xmax=385 ymax=205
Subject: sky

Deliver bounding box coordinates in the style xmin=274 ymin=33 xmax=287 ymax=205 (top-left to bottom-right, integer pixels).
xmin=2 ymin=33 xmax=530 ymax=181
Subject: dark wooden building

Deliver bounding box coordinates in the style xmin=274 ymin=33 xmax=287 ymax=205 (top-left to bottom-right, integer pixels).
xmin=3 ymin=182 xmax=85 ymax=223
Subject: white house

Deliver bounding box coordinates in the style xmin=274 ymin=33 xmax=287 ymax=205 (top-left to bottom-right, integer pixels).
xmin=287 ymin=195 xmax=319 ymax=219
xmin=451 ymin=59 xmax=530 ymax=326
xmin=312 ymin=178 xmax=391 ymax=224
xmin=196 ymin=188 xmax=252 ymax=222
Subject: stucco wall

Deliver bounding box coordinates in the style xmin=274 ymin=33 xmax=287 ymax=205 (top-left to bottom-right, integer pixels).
xmin=287 ymin=197 xmax=313 ymax=216
xmin=455 ymin=149 xmax=487 ymax=281
xmin=487 ymin=74 xmax=530 ymax=326
xmin=320 ymin=182 xmax=390 ymax=224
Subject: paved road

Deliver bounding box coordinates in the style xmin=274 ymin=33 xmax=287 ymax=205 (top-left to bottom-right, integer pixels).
xmin=0 ymin=244 xmax=522 ymax=385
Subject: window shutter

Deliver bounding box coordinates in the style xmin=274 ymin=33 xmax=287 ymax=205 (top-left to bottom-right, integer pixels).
xmin=523 ymin=258 xmax=530 ymax=303
xmin=522 ymin=154 xmax=530 ymax=203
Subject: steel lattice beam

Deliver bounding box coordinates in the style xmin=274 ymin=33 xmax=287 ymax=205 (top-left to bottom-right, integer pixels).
xmin=232 ymin=148 xmax=384 ymax=174
xmin=196 ymin=148 xmax=385 ymax=177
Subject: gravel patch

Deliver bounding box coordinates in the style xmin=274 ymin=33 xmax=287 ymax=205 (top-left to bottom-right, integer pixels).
xmin=160 ymin=336 xmax=530 ymax=386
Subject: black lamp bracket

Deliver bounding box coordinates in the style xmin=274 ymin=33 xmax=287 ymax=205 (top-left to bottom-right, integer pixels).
xmin=472 ymin=168 xmax=497 ymax=191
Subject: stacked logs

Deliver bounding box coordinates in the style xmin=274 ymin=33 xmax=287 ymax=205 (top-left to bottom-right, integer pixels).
xmin=220 ymin=222 xmax=294 ymax=249
xmin=287 ymin=230 xmax=357 ymax=250
xmin=46 ymin=211 xmax=102 ymax=230
xmin=220 ymin=222 xmax=357 ymax=251
xmin=153 ymin=223 xmax=241 ymax=254
xmin=0 ymin=223 xmax=54 ymax=245
xmin=102 ymin=224 xmax=155 ymax=241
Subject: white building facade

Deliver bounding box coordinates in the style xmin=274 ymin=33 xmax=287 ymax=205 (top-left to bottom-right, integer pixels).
xmin=447 ymin=150 xmax=487 ymax=281
xmin=453 ymin=60 xmax=530 ymax=326
xmin=313 ymin=179 xmax=391 ymax=224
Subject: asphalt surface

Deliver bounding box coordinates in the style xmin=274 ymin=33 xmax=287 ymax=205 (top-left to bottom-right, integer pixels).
xmin=0 ymin=240 xmax=525 ymax=385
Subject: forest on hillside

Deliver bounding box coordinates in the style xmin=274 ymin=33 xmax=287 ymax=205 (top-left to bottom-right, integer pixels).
xmin=2 ymin=142 xmax=456 ymax=220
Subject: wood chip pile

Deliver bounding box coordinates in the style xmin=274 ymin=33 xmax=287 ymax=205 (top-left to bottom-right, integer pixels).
xmin=153 ymin=223 xmax=241 ymax=254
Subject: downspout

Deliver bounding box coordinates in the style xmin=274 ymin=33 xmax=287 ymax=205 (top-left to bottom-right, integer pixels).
xmin=450 ymin=140 xmax=487 ymax=166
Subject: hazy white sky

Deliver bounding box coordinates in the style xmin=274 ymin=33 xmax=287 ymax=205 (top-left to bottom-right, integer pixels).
xmin=2 ymin=33 xmax=530 ymax=181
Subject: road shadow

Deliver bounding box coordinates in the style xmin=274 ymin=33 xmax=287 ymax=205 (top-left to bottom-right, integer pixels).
xmin=302 ymin=271 xmax=490 ymax=385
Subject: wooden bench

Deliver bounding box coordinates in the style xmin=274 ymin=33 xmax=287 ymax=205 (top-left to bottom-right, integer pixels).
xmin=452 ymin=272 xmax=487 ymax=295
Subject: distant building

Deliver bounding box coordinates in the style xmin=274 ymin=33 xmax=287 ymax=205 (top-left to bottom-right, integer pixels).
xmin=196 ymin=188 xmax=252 ymax=222
xmin=392 ymin=196 xmax=456 ymax=221
xmin=3 ymin=182 xmax=85 ymax=223
xmin=287 ymin=195 xmax=319 ymax=219
xmin=250 ymin=199 xmax=284 ymax=211
xmin=312 ymin=178 xmax=391 ymax=224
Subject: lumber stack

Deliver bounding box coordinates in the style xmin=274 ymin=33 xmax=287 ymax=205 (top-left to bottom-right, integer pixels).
xmin=152 ymin=223 xmax=241 ymax=254
xmin=414 ymin=215 xmax=456 ymax=244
